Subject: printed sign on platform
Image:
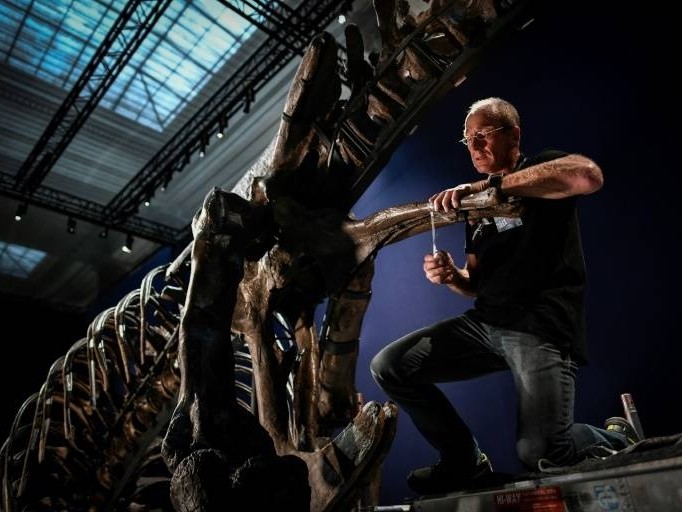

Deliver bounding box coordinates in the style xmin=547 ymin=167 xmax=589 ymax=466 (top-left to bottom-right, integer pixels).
xmin=494 ymin=486 xmax=566 ymax=511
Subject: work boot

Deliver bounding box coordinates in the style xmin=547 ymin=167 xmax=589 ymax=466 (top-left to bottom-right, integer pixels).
xmin=406 ymin=452 xmax=493 ymax=495
xmin=605 ymin=416 xmax=641 ymax=447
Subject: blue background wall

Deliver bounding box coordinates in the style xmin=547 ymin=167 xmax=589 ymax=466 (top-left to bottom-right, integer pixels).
xmin=2 ymin=1 xmax=680 ymax=507
xmin=349 ymin=1 xmax=681 ymax=504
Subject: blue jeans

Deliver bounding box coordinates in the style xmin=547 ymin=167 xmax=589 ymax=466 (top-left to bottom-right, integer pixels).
xmin=370 ymin=311 xmax=626 ymax=471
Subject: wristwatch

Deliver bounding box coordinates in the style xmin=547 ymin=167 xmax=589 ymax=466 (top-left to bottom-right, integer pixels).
xmin=488 ymin=173 xmax=505 ymax=200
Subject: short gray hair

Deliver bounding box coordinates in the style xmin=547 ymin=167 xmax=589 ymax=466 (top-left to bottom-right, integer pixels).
xmin=465 ymin=97 xmax=520 ymax=128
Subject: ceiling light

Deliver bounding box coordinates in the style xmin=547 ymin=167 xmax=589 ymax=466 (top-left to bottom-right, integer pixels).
xmin=338 ymin=14 xmax=347 ymax=24
xmin=199 ymin=133 xmax=209 ymax=157
xmin=67 ymin=217 xmax=76 ymax=234
xmin=99 ymin=227 xmax=109 ymax=239
xmin=144 ymin=186 xmax=155 ymax=205
xmin=217 ymin=117 xmax=227 ymax=139
xmin=161 ymin=174 xmax=172 ymax=192
xmin=14 ymin=202 xmax=28 ymax=221
xmin=122 ymin=234 xmax=134 ymax=254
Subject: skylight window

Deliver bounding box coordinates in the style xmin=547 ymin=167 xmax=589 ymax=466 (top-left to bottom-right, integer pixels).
xmin=0 ymin=0 xmax=261 ymax=131
xmin=0 ymin=241 xmax=47 ymax=279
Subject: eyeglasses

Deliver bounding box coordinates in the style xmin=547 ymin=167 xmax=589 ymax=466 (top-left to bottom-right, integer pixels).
xmin=459 ymin=126 xmax=506 ymax=146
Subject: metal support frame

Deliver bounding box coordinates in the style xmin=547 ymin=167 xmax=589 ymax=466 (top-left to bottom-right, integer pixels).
xmin=1 ymin=0 xmax=351 ymax=245
xmin=1 ymin=172 xmax=179 ymax=245
xmin=216 ymin=0 xmax=313 ymax=55
xmin=12 ymin=0 xmax=172 ymax=194
xmin=103 ymin=0 xmax=349 ymax=224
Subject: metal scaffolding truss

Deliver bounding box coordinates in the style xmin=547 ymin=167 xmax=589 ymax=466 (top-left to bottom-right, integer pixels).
xmin=103 ymin=0 xmax=350 ymax=224
xmin=217 ymin=0 xmax=322 ymax=55
xmin=12 ymin=0 xmax=172 ymax=194
xmin=1 ymin=0 xmax=537 ymax=247
xmin=1 ymin=172 xmax=180 ymax=245
xmin=2 ymin=0 xmax=350 ymax=245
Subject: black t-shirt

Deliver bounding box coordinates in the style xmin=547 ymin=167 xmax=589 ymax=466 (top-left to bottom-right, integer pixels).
xmin=465 ymin=149 xmax=588 ymax=364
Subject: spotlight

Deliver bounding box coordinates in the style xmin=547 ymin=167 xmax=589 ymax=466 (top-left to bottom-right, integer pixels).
xmin=161 ymin=174 xmax=172 ymax=192
xmin=14 ymin=202 xmax=27 ymax=221
xmin=199 ymin=133 xmax=209 ymax=158
xmin=143 ymin=186 xmax=155 ymax=206
xmin=122 ymin=234 xmax=134 ymax=254
xmin=338 ymin=14 xmax=347 ymax=24
xmin=67 ymin=216 xmax=76 ymax=234
xmin=217 ymin=117 xmax=228 ymax=139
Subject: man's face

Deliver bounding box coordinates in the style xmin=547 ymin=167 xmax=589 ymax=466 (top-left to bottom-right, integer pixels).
xmin=462 ymin=112 xmax=516 ymax=174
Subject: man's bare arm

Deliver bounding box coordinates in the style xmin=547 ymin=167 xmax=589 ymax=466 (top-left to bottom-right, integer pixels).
xmin=499 ymin=154 xmax=603 ymax=199
xmin=430 ymin=154 xmax=603 ymax=211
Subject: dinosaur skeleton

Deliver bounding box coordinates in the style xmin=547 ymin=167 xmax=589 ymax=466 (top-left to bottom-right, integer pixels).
xmin=1 ymin=1 xmax=536 ymax=510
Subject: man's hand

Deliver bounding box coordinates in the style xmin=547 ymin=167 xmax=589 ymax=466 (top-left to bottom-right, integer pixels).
xmin=429 ymin=180 xmax=487 ymax=212
xmin=423 ymin=250 xmax=456 ymax=285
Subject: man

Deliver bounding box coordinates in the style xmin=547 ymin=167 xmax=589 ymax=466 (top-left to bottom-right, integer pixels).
xmin=370 ymin=97 xmax=636 ymax=495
